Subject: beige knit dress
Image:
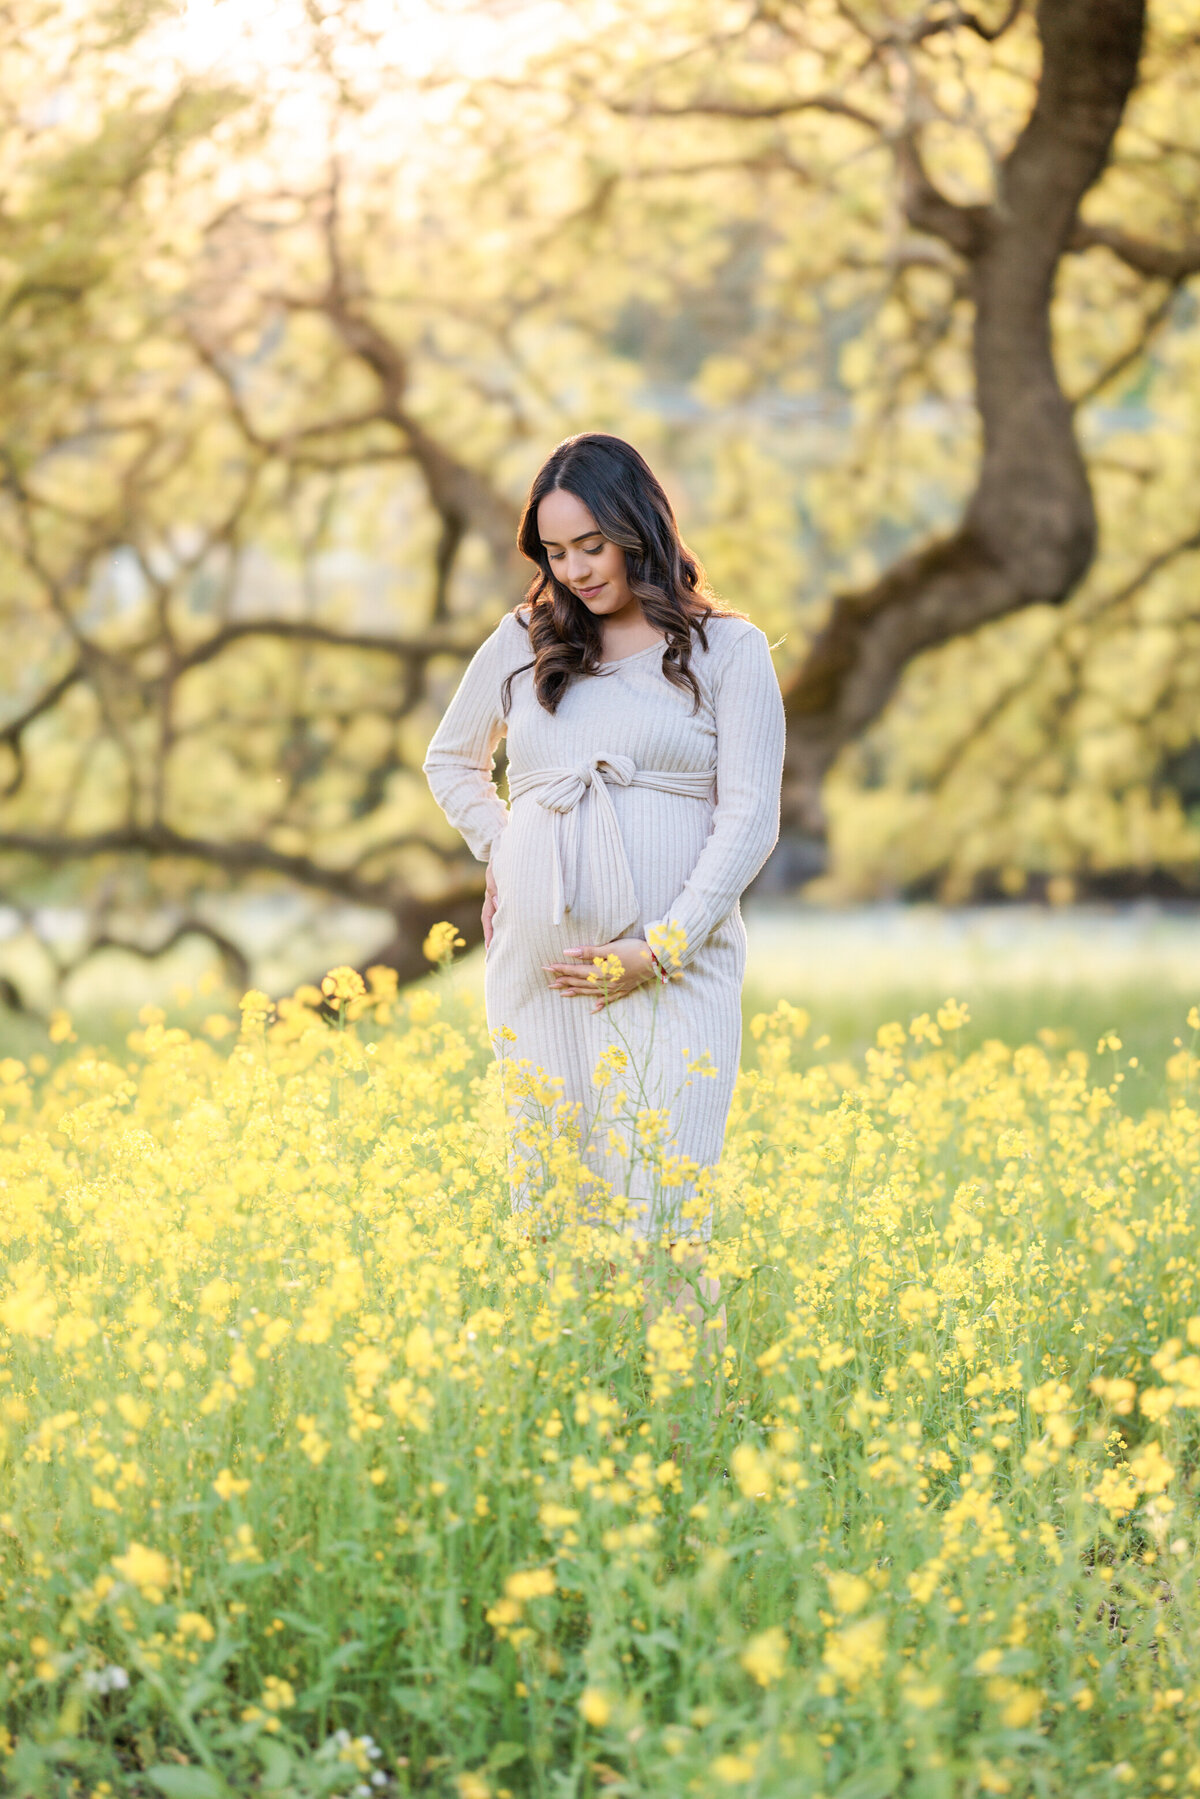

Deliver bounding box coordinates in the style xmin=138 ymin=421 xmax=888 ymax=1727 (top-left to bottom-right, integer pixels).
xmin=424 ymin=609 xmax=785 ymax=1237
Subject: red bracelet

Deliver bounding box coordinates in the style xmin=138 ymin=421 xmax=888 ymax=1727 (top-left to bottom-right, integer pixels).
xmin=647 ymin=947 xmax=671 ymax=985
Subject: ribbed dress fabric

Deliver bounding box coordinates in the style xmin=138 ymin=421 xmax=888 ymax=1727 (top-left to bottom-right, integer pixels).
xmin=423 ymin=610 xmax=785 ymax=1237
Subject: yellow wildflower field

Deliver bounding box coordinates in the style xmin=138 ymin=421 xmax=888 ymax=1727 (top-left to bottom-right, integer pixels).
xmin=2 ymin=963 xmax=1200 ymax=1798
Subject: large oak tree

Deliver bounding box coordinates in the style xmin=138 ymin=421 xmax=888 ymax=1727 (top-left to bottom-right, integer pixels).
xmin=1 ymin=0 xmax=1199 ymax=1005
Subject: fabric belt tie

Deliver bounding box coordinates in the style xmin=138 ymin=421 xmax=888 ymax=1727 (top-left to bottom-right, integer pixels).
xmin=507 ymin=754 xmax=714 ymax=942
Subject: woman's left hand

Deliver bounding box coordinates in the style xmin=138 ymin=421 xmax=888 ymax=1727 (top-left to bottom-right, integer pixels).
xmin=543 ymin=938 xmax=657 ymax=1012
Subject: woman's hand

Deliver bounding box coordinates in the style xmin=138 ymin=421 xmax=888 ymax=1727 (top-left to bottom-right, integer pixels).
xmin=543 ymin=938 xmax=657 ymax=1012
xmin=482 ymin=857 xmax=498 ymax=950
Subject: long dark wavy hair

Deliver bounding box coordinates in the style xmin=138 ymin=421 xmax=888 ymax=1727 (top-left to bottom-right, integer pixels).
xmin=505 ymin=433 xmax=728 ymax=715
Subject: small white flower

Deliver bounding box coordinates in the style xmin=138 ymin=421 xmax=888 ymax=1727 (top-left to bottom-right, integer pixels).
xmin=83 ymin=1664 xmax=130 ymax=1694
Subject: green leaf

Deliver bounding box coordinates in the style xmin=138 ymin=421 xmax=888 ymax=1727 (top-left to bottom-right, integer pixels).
xmin=179 ymin=1674 xmax=222 ymax=1716
xmin=389 ymin=1683 xmax=440 ymax=1720
xmin=257 ymin=1739 xmax=295 ymax=1791
xmin=834 ymin=1770 xmax=901 ymax=1799
xmin=147 ymin=1767 xmax=225 ymax=1799
xmin=486 ymin=1741 xmax=526 ymax=1772
xmin=464 ymin=1666 xmax=503 ymax=1695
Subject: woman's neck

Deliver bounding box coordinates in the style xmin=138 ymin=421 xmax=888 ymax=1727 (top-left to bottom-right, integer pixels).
xmin=598 ymin=600 xmax=665 ymax=662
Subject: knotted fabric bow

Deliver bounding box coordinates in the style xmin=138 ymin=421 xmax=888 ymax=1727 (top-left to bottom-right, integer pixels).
xmin=507 ymin=754 xmax=715 ymax=944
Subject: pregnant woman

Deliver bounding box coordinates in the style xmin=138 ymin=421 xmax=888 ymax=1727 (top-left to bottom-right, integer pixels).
xmin=424 ymin=432 xmax=785 ymax=1251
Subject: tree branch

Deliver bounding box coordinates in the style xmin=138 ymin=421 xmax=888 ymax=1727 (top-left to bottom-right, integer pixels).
xmin=1069 ymin=219 xmax=1200 ymax=282
xmin=311 ymin=288 xmax=524 ymax=582
xmin=81 ymin=916 xmax=252 ymax=993
xmin=957 ymin=0 xmax=1025 ymax=43
xmin=0 ymin=662 xmax=84 ymax=796
xmin=831 ymin=0 xmax=1024 ymax=48
xmin=353 ymin=832 xmax=471 ymax=872
xmin=923 ymin=518 xmax=1200 ymax=793
xmin=311 ymin=174 xmax=524 ymax=586
xmin=607 ymin=91 xmax=882 ymax=133
xmin=0 ymin=825 xmax=398 ymax=912
xmin=357 ymin=886 xmax=485 ymax=990
xmin=895 ymin=133 xmax=989 ymax=258
xmin=781 ymin=0 xmax=1148 ymax=836
xmin=1070 ymin=282 xmax=1180 ymax=408
xmin=171 ymin=618 xmax=487 ymax=677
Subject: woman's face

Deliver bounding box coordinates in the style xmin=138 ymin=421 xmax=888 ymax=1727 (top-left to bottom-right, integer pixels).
xmin=536 ymin=487 xmax=636 ymax=618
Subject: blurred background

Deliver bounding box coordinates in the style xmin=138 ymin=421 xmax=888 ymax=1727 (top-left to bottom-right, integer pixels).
xmin=1 ymin=0 xmax=1198 ymax=1054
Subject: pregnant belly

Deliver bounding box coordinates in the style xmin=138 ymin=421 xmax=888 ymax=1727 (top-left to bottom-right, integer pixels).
xmin=492 ymin=791 xmax=713 ymax=945
xmin=490 ymin=806 xmax=605 ymax=941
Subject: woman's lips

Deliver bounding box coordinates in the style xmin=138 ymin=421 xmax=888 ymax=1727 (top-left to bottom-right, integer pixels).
xmin=577 ymin=583 xmax=606 ymax=598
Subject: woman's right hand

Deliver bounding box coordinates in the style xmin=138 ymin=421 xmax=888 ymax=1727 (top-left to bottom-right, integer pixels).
xmin=482 ymin=856 xmax=498 ymax=949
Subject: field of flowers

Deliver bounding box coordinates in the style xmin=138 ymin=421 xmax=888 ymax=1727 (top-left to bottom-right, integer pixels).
xmin=2 ymin=947 xmax=1200 ymax=1799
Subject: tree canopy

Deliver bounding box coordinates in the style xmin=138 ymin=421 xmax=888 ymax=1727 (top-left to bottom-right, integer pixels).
xmin=2 ymin=0 xmax=1199 ymax=1003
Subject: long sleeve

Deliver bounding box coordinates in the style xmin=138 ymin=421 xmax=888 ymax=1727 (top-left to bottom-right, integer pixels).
xmin=646 ymin=628 xmax=784 ymax=969
xmin=423 ymin=617 xmax=516 ymax=863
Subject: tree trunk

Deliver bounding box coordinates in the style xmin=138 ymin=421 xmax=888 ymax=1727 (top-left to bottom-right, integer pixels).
xmin=781 ymin=0 xmax=1146 ymax=841
xmin=357 ymin=890 xmax=486 ymax=990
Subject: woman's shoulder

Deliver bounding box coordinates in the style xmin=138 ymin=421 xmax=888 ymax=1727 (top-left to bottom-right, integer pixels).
xmin=693 ymin=610 xmax=768 ymax=662
xmin=476 ymin=606 xmax=533 ymax=668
